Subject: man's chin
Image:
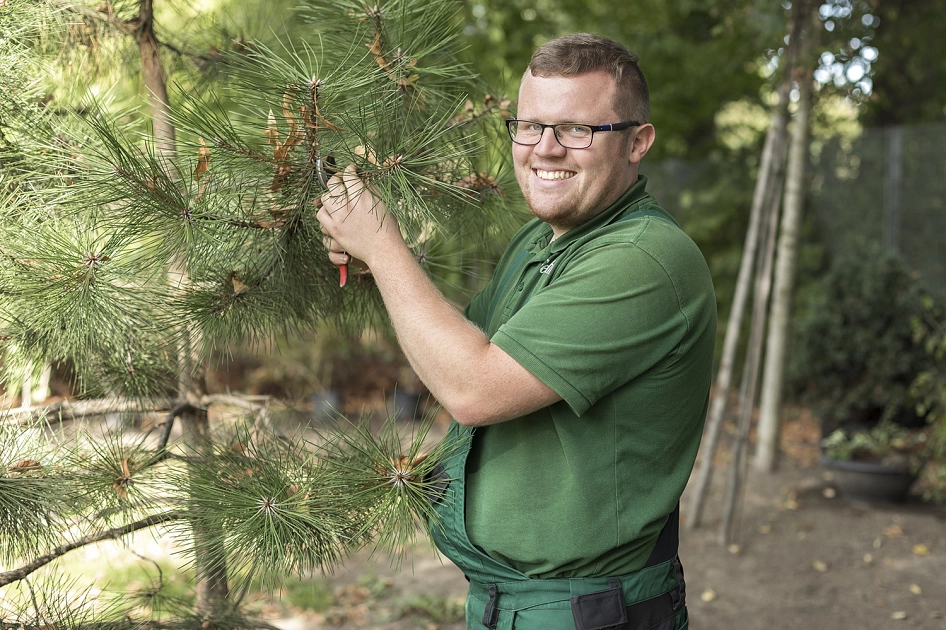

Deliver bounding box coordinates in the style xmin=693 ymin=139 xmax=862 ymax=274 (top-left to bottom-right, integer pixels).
xmin=525 ymin=192 xmax=574 ymax=217
xmin=528 ymin=207 xmax=577 ymax=232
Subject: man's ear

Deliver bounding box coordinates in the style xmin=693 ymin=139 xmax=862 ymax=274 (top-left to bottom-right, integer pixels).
xmin=628 ymin=124 xmax=656 ymax=165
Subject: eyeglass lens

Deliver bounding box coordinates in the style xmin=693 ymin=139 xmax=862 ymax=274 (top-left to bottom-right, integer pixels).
xmin=509 ymin=122 xmax=594 ymax=149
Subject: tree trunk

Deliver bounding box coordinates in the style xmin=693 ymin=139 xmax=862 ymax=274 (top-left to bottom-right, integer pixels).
xmin=135 ymin=0 xmax=229 ymax=617
xmin=20 ymin=362 xmax=33 ymax=410
xmin=719 ymin=151 xmax=785 ymax=544
xmin=755 ymin=63 xmax=815 ymax=473
xmin=179 ymin=402 xmax=231 ymax=615
xmin=34 ymin=363 xmax=52 ymax=403
xmin=137 ymin=0 xmax=175 ymax=162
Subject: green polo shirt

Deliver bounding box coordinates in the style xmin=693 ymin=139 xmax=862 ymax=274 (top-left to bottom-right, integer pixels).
xmin=462 ymin=176 xmax=716 ymax=579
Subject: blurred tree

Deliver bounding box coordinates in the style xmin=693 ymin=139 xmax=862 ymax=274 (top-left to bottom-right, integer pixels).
xmin=460 ymin=0 xmax=779 ymax=160
xmin=859 ymin=0 xmax=946 ymax=126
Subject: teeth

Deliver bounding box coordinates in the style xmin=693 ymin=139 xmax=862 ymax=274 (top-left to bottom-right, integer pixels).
xmin=535 ymin=169 xmax=574 ymax=181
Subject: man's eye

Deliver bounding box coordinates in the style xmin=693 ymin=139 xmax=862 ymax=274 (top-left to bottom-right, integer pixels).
xmin=565 ymin=126 xmax=591 ymax=136
xmin=525 ymin=123 xmax=544 ymax=133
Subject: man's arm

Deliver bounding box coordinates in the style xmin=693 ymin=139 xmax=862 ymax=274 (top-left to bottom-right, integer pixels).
xmin=317 ymin=166 xmax=561 ymax=426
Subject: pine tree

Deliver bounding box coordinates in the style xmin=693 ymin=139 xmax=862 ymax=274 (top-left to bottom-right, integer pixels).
xmin=0 ymin=0 xmax=515 ymax=626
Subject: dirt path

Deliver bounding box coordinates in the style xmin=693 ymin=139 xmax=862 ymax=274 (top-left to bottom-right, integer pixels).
xmin=268 ymin=415 xmax=946 ymax=629
xmin=683 ymin=460 xmax=946 ymax=629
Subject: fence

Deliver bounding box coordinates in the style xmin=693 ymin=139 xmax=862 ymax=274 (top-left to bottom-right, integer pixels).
xmin=809 ymin=121 xmax=946 ymax=300
xmin=645 ymin=121 xmax=946 ymax=302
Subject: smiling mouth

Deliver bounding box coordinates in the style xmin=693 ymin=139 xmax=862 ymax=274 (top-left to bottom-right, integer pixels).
xmin=534 ymin=169 xmax=575 ymax=181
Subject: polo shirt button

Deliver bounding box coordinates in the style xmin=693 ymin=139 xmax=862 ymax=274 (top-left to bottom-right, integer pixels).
xmin=516 ymin=282 xmax=524 ymax=291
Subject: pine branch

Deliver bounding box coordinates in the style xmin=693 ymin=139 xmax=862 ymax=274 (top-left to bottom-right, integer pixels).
xmin=56 ymin=2 xmax=136 ymax=38
xmin=1 ymin=398 xmax=174 ymax=425
xmin=52 ymin=1 xmax=217 ymax=66
xmin=1 ymin=394 xmax=275 ymax=426
xmin=447 ymin=94 xmax=512 ymax=131
xmin=0 ymin=617 xmax=283 ymax=630
xmin=0 ymin=511 xmax=183 ymax=588
xmin=2 ymin=0 xmax=512 ymax=620
xmin=158 ymin=402 xmax=190 ymax=451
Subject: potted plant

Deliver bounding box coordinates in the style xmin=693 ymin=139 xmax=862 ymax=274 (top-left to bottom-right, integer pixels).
xmin=820 ymin=420 xmax=931 ymax=502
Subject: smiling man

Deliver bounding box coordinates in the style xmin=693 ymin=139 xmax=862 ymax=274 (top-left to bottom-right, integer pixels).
xmin=317 ymin=33 xmax=716 ymax=630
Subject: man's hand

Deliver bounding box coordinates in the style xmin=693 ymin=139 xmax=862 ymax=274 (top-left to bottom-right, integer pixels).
xmin=316 ymin=164 xmax=405 ymax=271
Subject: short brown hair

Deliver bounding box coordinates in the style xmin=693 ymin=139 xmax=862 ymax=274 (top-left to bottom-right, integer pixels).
xmin=528 ymin=33 xmax=649 ymax=123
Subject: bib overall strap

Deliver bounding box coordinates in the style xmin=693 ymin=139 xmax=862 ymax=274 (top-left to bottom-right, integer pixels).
xmin=483 ymin=584 xmax=499 ymax=629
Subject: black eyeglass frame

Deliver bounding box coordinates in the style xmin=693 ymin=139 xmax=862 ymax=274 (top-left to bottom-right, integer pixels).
xmin=505 ymin=119 xmax=642 ymax=149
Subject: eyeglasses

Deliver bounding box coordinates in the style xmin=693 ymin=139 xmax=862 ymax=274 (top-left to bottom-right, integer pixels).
xmin=505 ymin=119 xmax=641 ymax=149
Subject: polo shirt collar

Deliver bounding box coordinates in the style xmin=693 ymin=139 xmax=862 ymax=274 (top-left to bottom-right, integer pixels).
xmin=525 ymin=175 xmax=653 ymax=258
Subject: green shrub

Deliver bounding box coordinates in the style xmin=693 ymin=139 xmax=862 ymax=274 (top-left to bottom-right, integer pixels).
xmin=910 ymin=296 xmax=946 ymax=501
xmin=789 ymin=244 xmax=935 ymax=436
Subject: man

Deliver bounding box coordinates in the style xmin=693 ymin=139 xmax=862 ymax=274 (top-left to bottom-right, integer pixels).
xmin=318 ymin=33 xmax=716 ymax=630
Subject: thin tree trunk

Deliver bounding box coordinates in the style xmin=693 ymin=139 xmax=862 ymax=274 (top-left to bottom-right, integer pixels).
xmin=18 ymin=361 xmax=49 ymax=410
xmin=755 ymin=63 xmax=815 ymax=473
xmin=719 ymin=160 xmax=785 ymax=545
xmin=33 ymin=363 xmax=52 ymax=403
xmin=718 ymin=0 xmax=820 ymax=540
xmin=180 ymin=405 xmax=231 ymax=615
xmin=137 ymin=0 xmax=175 ymax=162
xmin=684 ymin=83 xmax=791 ymax=530
xmin=135 ymin=0 xmax=229 ymax=617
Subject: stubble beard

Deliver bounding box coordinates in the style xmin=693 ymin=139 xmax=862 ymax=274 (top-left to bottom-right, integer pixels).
xmin=517 ymin=169 xmax=585 ymax=234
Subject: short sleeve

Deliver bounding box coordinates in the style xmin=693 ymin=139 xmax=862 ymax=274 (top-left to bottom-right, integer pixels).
xmin=463 ymin=281 xmax=495 ymax=329
xmin=490 ymin=242 xmax=689 ymax=416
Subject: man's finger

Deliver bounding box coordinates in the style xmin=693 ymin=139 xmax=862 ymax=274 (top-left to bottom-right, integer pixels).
xmin=315 ymin=199 xmax=331 ymax=227
xmin=321 ymin=180 xmax=352 ymax=218
xmin=327 ymin=178 xmax=345 ymax=198
xmin=324 ymin=238 xmax=347 ymax=256
xmin=340 ymin=164 xmax=366 ymax=199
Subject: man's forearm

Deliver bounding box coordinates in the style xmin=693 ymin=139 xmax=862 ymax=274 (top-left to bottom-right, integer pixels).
xmin=367 ymin=244 xmax=559 ymax=426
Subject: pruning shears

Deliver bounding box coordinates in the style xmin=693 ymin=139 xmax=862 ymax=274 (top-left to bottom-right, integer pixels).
xmin=317 ymin=154 xmax=347 ymax=288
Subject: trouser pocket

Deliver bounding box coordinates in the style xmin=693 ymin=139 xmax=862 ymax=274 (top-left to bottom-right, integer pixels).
xmin=572 ymin=589 xmax=678 ymax=630
xmin=570 ymin=579 xmax=626 ymax=629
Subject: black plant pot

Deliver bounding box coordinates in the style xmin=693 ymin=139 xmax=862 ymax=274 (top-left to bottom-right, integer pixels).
xmin=821 ymin=456 xmax=918 ymax=503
